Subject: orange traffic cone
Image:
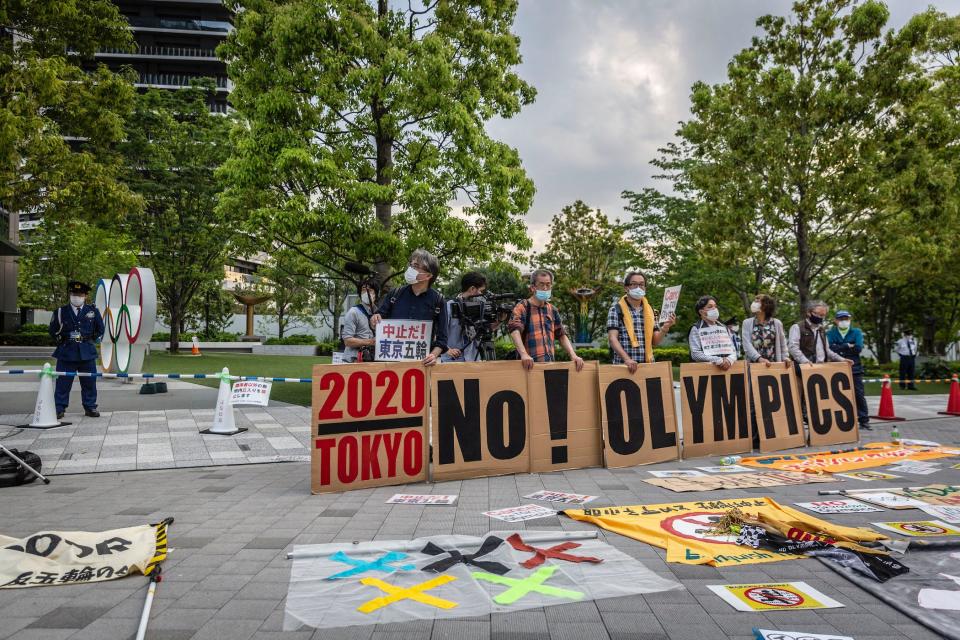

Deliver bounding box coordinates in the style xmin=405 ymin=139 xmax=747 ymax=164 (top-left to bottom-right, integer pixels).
xmin=191 ymin=335 xmax=201 ymax=356
xmin=871 ymin=374 xmax=904 ymax=421
xmin=939 ymin=374 xmax=960 ymax=416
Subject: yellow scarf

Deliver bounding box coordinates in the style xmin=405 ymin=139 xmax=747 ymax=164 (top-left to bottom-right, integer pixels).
xmin=618 ymin=295 xmax=655 ymax=363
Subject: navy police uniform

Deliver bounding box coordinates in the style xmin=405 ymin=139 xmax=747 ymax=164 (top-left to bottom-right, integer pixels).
xmin=48 ymin=281 xmax=105 ymax=418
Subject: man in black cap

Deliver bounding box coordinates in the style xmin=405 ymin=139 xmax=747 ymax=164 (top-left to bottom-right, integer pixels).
xmin=48 ymin=281 xmax=105 ymax=418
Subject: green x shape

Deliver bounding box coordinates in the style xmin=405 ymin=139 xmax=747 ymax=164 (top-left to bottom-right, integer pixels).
xmin=472 ymin=566 xmax=584 ymax=605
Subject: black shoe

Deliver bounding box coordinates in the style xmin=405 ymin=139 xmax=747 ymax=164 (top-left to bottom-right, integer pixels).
xmin=84 ymin=409 xmax=100 ymax=418
xmin=860 ymin=424 xmax=873 ymax=431
xmin=56 ymin=411 xmax=65 ymax=420
xmin=908 ymin=386 xmax=918 ymax=391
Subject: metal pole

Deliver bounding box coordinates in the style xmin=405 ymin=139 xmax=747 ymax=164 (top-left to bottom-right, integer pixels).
xmin=134 ymin=567 xmax=161 ymax=640
xmin=0 ymin=443 xmax=50 ymax=484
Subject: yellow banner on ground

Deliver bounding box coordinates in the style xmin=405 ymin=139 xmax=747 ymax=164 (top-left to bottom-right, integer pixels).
xmin=564 ymin=497 xmax=885 ymax=567
xmin=739 ymin=443 xmax=959 ymax=474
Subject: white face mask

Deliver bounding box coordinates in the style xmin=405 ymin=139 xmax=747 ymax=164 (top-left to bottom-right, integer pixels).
xmin=70 ymin=295 xmax=85 ymax=308
xmin=361 ymin=292 xmax=374 ymax=306
xmin=627 ymin=287 xmax=645 ymax=300
xmin=838 ymin=320 xmax=850 ymax=330
xmin=404 ymin=266 xmax=421 ymax=285
xmin=705 ymin=308 xmax=720 ymax=321
xmin=750 ymin=301 xmax=762 ymax=314
xmin=731 ymin=325 xmax=740 ymax=333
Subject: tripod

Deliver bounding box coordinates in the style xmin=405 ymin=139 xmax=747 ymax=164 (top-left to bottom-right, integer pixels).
xmin=0 ymin=442 xmax=50 ymax=485
xmin=478 ymin=340 xmax=497 ymax=361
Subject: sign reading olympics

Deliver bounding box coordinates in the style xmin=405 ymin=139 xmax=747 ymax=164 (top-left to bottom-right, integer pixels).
xmin=94 ymin=267 xmax=157 ymax=374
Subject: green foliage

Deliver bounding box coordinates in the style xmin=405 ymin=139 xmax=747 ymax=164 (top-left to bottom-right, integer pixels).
xmin=218 ymin=0 xmax=536 ymax=288
xmin=254 ymin=249 xmax=321 ymax=338
xmin=0 ymin=333 xmax=54 ymax=346
xmin=489 ymin=341 xmax=689 ymax=365
xmin=442 ymin=260 xmax=527 ymax=299
xmin=17 ymin=324 xmax=50 ymax=335
xmin=264 ymin=333 xmax=317 ymax=345
xmin=184 ymin=281 xmax=237 ymax=340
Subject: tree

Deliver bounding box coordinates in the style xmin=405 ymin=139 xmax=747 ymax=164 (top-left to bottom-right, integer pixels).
xmin=0 ymin=0 xmax=140 ymax=225
xmin=120 ymin=84 xmax=238 ymax=353
xmin=183 ymin=280 xmax=237 ymax=339
xmin=255 ymin=249 xmax=320 ymax=339
xmin=533 ymin=201 xmax=636 ymax=341
xmin=17 ymin=219 xmax=137 ymax=310
xmin=218 ymin=0 xmax=536 ymax=291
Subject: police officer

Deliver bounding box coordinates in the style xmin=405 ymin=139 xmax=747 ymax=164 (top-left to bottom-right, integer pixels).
xmin=48 ymin=281 xmax=105 ymax=418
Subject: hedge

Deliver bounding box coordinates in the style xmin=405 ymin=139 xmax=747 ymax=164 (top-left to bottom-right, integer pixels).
xmin=489 ymin=341 xmax=690 ymax=364
xmin=0 ymin=334 xmax=55 ymax=346
xmin=17 ymin=323 xmax=49 ymax=335
xmin=264 ymin=334 xmax=318 ymax=345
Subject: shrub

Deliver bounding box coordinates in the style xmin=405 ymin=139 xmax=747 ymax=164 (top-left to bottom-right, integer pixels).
xmin=317 ymin=340 xmax=337 ymax=355
xmin=17 ymin=323 xmax=49 ymax=335
xmin=0 ymin=333 xmax=55 ymax=346
xmin=264 ymin=334 xmax=318 ymax=345
xmin=151 ymin=331 xmax=170 ymax=342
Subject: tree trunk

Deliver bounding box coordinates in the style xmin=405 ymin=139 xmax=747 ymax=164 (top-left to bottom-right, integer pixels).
xmin=373 ymin=0 xmax=394 ymax=284
xmin=277 ymin=304 xmax=286 ymax=339
xmin=795 ymin=207 xmax=811 ymax=317
xmin=169 ymin=307 xmax=181 ymax=355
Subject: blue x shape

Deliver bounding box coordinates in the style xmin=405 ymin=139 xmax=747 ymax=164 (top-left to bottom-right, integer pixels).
xmin=325 ymin=551 xmax=415 ymax=581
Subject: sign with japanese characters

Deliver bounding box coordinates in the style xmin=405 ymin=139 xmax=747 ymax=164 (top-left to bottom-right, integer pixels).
xmin=679 ymin=361 xmax=753 ymax=458
xmin=482 ymin=504 xmax=557 ymax=522
xmin=0 ymin=522 xmax=168 ymax=589
xmin=697 ymin=324 xmax=735 ymax=357
xmin=523 ymin=490 xmax=598 ymax=505
xmin=385 ymin=494 xmax=458 ymax=505
xmin=658 ymin=285 xmax=682 ymax=324
xmin=375 ymin=319 xmax=432 ymax=361
xmin=311 ymin=362 xmax=429 ymax=494
xmin=230 ymin=380 xmax=272 ymax=406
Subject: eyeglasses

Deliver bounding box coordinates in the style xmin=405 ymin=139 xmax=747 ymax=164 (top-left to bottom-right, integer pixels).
xmin=532 ymin=282 xmax=552 ymax=290
xmin=408 ymin=262 xmax=428 ymax=273
xmin=626 ymin=281 xmax=645 ymax=287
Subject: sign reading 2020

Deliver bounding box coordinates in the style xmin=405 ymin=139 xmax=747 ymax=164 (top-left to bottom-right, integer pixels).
xmin=94 ymin=267 xmax=157 ymax=374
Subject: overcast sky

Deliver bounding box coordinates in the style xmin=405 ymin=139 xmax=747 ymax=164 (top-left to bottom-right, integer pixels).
xmin=486 ymin=0 xmax=960 ymax=252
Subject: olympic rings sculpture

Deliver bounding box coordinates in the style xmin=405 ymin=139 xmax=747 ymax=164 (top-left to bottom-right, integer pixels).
xmin=94 ymin=267 xmax=157 ymax=374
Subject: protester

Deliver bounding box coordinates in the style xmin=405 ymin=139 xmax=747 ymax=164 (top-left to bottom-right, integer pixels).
xmin=827 ymin=310 xmax=872 ymax=430
xmin=724 ymin=317 xmax=742 ymax=357
xmin=894 ymin=328 xmax=919 ymax=390
xmin=370 ymin=248 xmax=447 ymax=365
xmin=787 ymin=300 xmax=850 ymax=366
xmin=606 ymin=271 xmax=675 ymax=373
xmin=508 ymin=269 xmax=584 ymax=371
xmin=688 ymin=295 xmax=738 ymax=370
xmin=442 ymin=271 xmax=488 ymax=363
xmin=741 ymin=294 xmax=791 ymax=368
xmin=48 ymin=281 xmax=105 ymax=418
xmin=341 ymin=278 xmax=379 ymax=363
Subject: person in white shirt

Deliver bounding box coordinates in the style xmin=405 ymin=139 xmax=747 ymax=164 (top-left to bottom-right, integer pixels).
xmin=787 ymin=300 xmax=851 ymax=366
xmin=894 ymin=329 xmax=919 ymax=390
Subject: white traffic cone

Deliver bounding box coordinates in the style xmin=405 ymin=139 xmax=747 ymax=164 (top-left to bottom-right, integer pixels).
xmin=21 ymin=363 xmax=68 ymax=429
xmin=200 ymin=367 xmax=247 ymax=435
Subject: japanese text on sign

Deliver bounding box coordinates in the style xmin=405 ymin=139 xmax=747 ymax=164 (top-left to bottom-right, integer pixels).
xmin=375 ymin=320 xmax=432 ymax=361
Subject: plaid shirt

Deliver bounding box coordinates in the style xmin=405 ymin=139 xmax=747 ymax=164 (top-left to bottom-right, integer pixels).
xmin=606 ymin=301 xmax=658 ymax=364
xmin=508 ymin=300 xmax=565 ymax=362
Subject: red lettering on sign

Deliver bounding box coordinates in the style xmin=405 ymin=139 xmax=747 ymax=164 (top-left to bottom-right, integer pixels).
xmin=383 ymin=432 xmax=401 ymax=477
xmin=402 ymin=369 xmax=425 ymax=413
xmin=337 ymin=435 xmax=358 ymax=484
xmin=375 ymin=370 xmax=399 ymax=416
xmin=403 ymin=430 xmax=423 ymax=476
xmin=317 ymin=373 xmax=344 ymax=419
xmin=361 ymin=434 xmax=383 ymax=480
xmin=347 ymin=372 xmax=372 ymax=418
xmin=315 ymin=438 xmax=336 ymax=485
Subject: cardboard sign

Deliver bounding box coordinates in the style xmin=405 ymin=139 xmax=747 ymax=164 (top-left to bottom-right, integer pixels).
xmin=794 ymin=499 xmax=883 ymax=514
xmin=523 ymin=490 xmax=597 ymax=505
xmin=748 ymin=364 xmax=805 ymax=452
xmin=385 ymin=494 xmax=457 ymax=505
xmin=698 ymin=324 xmax=734 ymax=357
xmin=644 ymin=471 xmax=835 ymax=493
xmin=482 ymin=504 xmax=556 ymax=522
xmin=697 ymin=465 xmax=751 ymax=473
xmin=754 ymin=631 xmax=853 ymax=640
xmin=708 ymin=582 xmax=844 ymax=611
xmin=431 ymin=361 xmax=530 ymax=481
xmin=891 ymin=484 xmax=960 ymax=506
xmin=311 ymin=363 xmax=428 ymax=494
xmin=526 ymin=361 xmax=602 ymax=472
xmin=375 ymin=319 xmax=432 ymax=361
xmin=799 ymin=363 xmax=858 ymax=446
xmin=647 ymin=469 xmax=708 ymax=478
xmin=872 ymin=520 xmax=960 ymax=537
xmin=834 ymin=471 xmax=900 ymax=482
xmin=918 ymin=505 xmax=960 ymax=523
xmin=848 ymin=491 xmax=927 ymax=510
xmin=679 ymin=361 xmax=752 ymax=459
xmin=887 ymin=461 xmax=940 ymax=475
xmin=659 ymin=285 xmax=682 ymax=324
xmin=598 ymin=362 xmax=680 ymax=468
xmin=229 ymin=380 xmax=272 ymax=406
xmin=331 ymin=352 xmax=345 ymax=364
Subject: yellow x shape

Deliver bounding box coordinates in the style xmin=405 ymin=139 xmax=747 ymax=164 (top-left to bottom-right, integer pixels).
xmin=357 ymin=575 xmax=459 ymax=613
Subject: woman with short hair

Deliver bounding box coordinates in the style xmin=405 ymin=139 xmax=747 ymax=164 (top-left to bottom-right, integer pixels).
xmin=688 ymin=295 xmax=737 ymax=370
xmin=742 ymin=294 xmax=791 ymax=368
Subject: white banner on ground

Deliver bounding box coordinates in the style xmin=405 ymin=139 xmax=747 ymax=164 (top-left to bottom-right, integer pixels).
xmin=659 ymin=285 xmax=682 ymax=324
xmin=386 ymin=495 xmax=458 ymax=506
xmin=375 ymin=320 xmax=433 ymax=361
xmin=794 ymin=499 xmax=883 ymax=514
xmin=283 ymin=531 xmax=681 ymax=630
xmin=483 ymin=505 xmax=556 ymax=523
xmin=230 ymin=380 xmax=272 ymax=406
xmin=523 ymin=491 xmax=598 ymax=505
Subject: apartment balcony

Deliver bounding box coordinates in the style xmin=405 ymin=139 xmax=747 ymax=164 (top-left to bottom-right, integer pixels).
xmin=126 ymin=16 xmax=232 ymax=35
xmin=97 ymin=44 xmax=221 ymax=62
xmin=136 ymin=73 xmax=230 ymax=92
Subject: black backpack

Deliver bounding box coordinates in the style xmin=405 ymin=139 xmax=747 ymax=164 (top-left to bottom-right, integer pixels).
xmin=0 ymin=449 xmax=42 ymax=487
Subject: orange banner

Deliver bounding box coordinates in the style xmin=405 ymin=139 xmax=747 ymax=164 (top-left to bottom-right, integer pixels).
xmin=740 ymin=443 xmax=959 ymax=474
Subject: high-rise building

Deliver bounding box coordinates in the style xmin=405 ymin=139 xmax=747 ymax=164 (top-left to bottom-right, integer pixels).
xmin=0 ymin=206 xmax=22 ymax=332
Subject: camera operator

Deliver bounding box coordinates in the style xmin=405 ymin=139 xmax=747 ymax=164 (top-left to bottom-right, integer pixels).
xmin=342 ymin=278 xmax=379 ymax=363
xmin=442 ymin=272 xmax=490 ymax=362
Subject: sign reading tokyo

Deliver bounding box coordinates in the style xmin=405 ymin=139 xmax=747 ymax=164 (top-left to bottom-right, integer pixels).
xmin=311 ymin=363 xmax=428 ymax=493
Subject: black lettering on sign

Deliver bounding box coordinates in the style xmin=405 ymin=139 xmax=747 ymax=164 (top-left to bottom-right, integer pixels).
xmin=543 ymin=369 xmax=569 ymax=464
xmin=757 ymin=375 xmax=781 ymax=439
xmin=604 ymin=379 xmax=644 ymax=455
xmin=806 ymin=373 xmax=831 ymax=435
xmin=437 ymin=379 xmax=482 ymax=464
xmin=781 ymin=373 xmax=801 ymax=435
xmin=711 ymin=374 xmax=748 ymax=441
xmin=830 ymin=372 xmax=855 ymax=432
xmin=646 ymin=377 xmax=675 ymax=450
xmin=486 ymin=390 xmax=526 ymax=460
xmin=682 ymin=375 xmax=709 ymax=444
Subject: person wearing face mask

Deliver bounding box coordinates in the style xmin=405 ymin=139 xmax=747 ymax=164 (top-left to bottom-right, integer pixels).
xmin=742 ymin=294 xmax=791 ymax=368
xmin=827 ymin=311 xmax=871 ymax=430
xmin=47 ymin=281 xmax=105 ymax=419
xmin=787 ymin=300 xmax=849 ymax=366
xmin=606 ymin=271 xmax=675 ymax=373
xmin=341 ymin=278 xmax=380 ymax=363
xmin=370 ymin=248 xmax=447 ymax=365
xmin=508 ymin=269 xmax=584 ymax=371
xmin=688 ymin=295 xmax=737 ymax=370
xmin=894 ymin=328 xmax=919 ymax=390
xmin=442 ymin=271 xmax=488 ymax=363
xmin=724 ymin=317 xmax=742 ymax=357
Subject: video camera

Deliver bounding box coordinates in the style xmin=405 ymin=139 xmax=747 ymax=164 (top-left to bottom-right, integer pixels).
xmin=450 ymin=291 xmax=519 ymax=360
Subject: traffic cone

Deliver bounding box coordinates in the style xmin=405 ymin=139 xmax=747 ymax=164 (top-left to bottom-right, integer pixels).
xmin=191 ymin=335 xmax=201 ymax=356
xmin=871 ymin=374 xmax=905 ymax=421
xmin=200 ymin=367 xmax=247 ymax=436
xmin=19 ymin=363 xmax=70 ymax=429
xmin=939 ymin=374 xmax=960 ymax=416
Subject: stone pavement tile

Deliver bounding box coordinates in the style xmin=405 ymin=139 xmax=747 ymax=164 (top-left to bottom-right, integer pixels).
xmin=820 ymin=613 xmax=900 ymax=636
xmin=546 ymin=622 xmax=610 ymax=640
xmin=430 ymin=620 xmax=489 ymax=640
xmin=103 ymin=592 xmax=174 ymax=619
xmin=892 ymin=624 xmax=950 ymax=639
xmin=3 ymin=631 xmax=75 ymax=640
xmin=66 ymin=617 xmax=137 ymax=640
xmin=488 ymin=633 xmax=549 ymax=640
xmin=707 ymin=613 xmax=769 ymax=636
xmin=252 ymin=633 xmax=314 ymax=640
xmin=196 ymin=573 xmax=256 ymax=591
xmin=148 ymin=607 xmax=218 ymax=631
xmin=189 ymin=618 xmax=262 ymax=640
xmin=596 ymin=595 xmax=652 ymax=613
xmin=246 ymin=537 xmax=295 ymax=549
xmin=0 ymin=595 xmax=74 ymax=619
xmin=212 ymin=598 xmax=278 ymax=620
xmin=0 ymin=618 xmax=36 ymax=640
xmin=173 ymin=589 xmax=238 ymax=609
xmin=236 ymin=581 xmax=288 ymax=601
xmin=543 ymin=601 xmax=602 ymax=623
xmin=599 ymin=612 xmax=665 ymax=636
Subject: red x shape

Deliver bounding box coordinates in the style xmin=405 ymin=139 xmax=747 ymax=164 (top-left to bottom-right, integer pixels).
xmin=506 ymin=533 xmax=603 ymax=569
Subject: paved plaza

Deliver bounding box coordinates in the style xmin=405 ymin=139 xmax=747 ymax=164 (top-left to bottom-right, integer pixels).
xmin=0 ymin=382 xmax=958 ymax=640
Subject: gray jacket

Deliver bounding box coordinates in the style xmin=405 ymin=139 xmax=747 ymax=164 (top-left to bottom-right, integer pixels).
xmin=741 ymin=316 xmax=788 ymax=363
